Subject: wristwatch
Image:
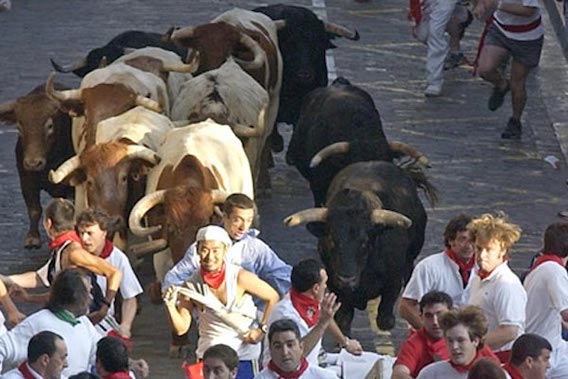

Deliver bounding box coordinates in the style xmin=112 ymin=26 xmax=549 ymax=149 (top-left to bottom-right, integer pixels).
xmin=260 ymin=323 xmax=268 ymax=334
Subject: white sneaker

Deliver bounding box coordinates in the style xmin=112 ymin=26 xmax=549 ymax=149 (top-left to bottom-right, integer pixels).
xmin=424 ymin=84 xmax=442 ymax=97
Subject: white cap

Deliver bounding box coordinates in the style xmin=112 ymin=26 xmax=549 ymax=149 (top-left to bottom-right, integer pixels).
xmin=196 ymin=225 xmax=232 ymax=246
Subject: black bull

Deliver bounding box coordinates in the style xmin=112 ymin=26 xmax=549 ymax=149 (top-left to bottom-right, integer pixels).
xmin=285 ymin=161 xmax=437 ymax=334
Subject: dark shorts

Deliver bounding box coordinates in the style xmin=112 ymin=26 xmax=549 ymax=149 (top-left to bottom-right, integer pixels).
xmin=484 ymin=23 xmax=544 ymax=68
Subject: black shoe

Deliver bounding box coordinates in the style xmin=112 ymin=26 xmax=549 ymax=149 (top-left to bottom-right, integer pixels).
xmin=501 ymin=117 xmax=522 ymax=139
xmin=488 ymin=81 xmax=510 ymax=111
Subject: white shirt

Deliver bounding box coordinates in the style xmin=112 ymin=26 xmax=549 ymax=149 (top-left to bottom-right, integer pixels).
xmin=0 ymin=309 xmax=100 ymax=377
xmin=524 ymin=261 xmax=568 ymax=350
xmin=402 ymin=251 xmax=476 ymax=307
xmin=469 ymin=262 xmax=526 ymax=352
xmin=262 ymin=295 xmax=321 ymax=368
xmin=0 ymin=361 xmax=69 ymax=379
xmin=494 ymin=0 xmax=543 ymax=40
xmin=0 ymin=312 xmax=6 ymax=337
xmin=417 ymin=360 xmax=510 ymax=379
xmin=254 ymin=365 xmax=337 ymax=379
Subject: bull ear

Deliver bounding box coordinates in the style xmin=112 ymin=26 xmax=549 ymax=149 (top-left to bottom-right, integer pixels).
xmin=129 ymin=159 xmax=156 ymax=182
xmin=56 ymin=101 xmax=85 ymax=118
xmin=0 ymin=100 xmax=17 ymax=125
xmin=68 ymin=170 xmax=86 ymax=187
xmin=306 ymin=222 xmax=326 ymax=238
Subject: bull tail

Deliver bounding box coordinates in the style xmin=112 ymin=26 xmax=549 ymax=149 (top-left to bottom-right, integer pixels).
xmin=402 ymin=165 xmax=438 ymax=207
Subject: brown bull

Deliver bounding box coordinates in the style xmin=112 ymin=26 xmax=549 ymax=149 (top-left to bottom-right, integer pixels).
xmin=0 ymin=84 xmax=75 ymax=248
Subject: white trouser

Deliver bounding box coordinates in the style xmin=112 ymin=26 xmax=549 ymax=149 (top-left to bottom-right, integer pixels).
xmin=416 ymin=0 xmax=458 ymax=87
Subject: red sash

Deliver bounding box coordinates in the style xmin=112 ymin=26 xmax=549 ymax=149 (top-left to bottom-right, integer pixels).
xmin=530 ymin=254 xmax=565 ymax=272
xmin=503 ymin=362 xmax=523 ymax=379
xmin=290 ymin=289 xmax=320 ymax=328
xmin=48 ymin=230 xmax=81 ymax=249
xmin=200 ymin=262 xmax=226 ymax=289
xmin=268 ymin=358 xmax=309 ymax=379
xmin=100 ymin=239 xmax=114 ymax=259
xmin=493 ymin=16 xmax=542 ymax=33
xmin=445 ymin=248 xmax=475 ymax=287
xmin=18 ymin=362 xmax=36 ymax=379
xmin=408 ymin=0 xmax=422 ymax=24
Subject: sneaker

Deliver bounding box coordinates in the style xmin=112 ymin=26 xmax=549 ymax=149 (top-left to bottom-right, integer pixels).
xmin=444 ymin=52 xmax=465 ymax=70
xmin=501 ymin=117 xmax=522 ymax=139
xmin=488 ymin=80 xmax=510 ymax=111
xmin=424 ymin=84 xmax=442 ymax=97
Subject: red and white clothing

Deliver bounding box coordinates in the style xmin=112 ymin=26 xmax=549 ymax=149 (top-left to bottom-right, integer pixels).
xmin=393 ymin=328 xmax=450 ymax=377
xmin=469 ymin=262 xmax=526 ymax=353
xmin=254 ymin=359 xmax=336 ymax=379
xmin=493 ymin=0 xmax=543 ymax=41
xmin=502 ymin=362 xmax=523 ymax=379
xmin=0 ymin=309 xmax=100 ymax=377
xmin=524 ymin=258 xmax=568 ymax=377
xmin=402 ymin=251 xmax=476 ymax=307
xmin=416 ymin=348 xmax=505 ymax=379
xmin=184 ymin=262 xmax=259 ymax=360
xmin=1 ymin=361 xmax=68 ymax=379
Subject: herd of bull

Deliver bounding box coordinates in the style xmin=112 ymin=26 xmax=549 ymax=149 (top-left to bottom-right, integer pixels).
xmin=0 ymin=4 xmax=439 ymax=333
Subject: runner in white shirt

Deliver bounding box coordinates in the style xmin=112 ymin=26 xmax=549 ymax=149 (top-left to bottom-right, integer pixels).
xmin=1 ymin=331 xmax=68 ymax=379
xmin=255 ymin=319 xmax=336 ymax=379
xmin=399 ymin=215 xmax=475 ymax=330
xmin=76 ymin=209 xmax=143 ymax=339
xmin=524 ymin=222 xmax=568 ymax=377
xmin=467 ymin=213 xmax=525 ymax=363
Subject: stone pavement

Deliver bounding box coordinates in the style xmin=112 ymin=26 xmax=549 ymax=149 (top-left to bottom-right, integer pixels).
xmin=1 ymin=0 xmax=568 ymax=378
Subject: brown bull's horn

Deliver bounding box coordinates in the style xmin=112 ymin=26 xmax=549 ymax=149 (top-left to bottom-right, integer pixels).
xmin=135 ymin=95 xmax=163 ymax=113
xmin=235 ymin=33 xmax=265 ymax=70
xmin=211 ymin=189 xmax=229 ymax=204
xmin=0 ymin=100 xmax=16 ymax=116
xmin=162 ymin=52 xmax=200 ymax=73
xmin=129 ymin=239 xmax=168 ymax=258
xmin=309 ymin=141 xmax=350 ymax=168
xmin=125 ymin=145 xmax=161 ymax=165
xmin=232 ymin=124 xmax=262 ymax=138
xmin=324 ymin=22 xmax=360 ymax=41
xmin=50 ymin=57 xmax=88 ymax=73
xmin=171 ymin=26 xmax=195 ymax=41
xmin=49 ymin=155 xmax=81 ymax=184
xmin=389 ymin=141 xmax=430 ymax=168
xmin=283 ymin=208 xmax=328 ymax=227
xmin=370 ymin=209 xmax=412 ymax=228
xmin=129 ymin=190 xmax=166 ymax=237
xmin=46 ymin=73 xmax=83 ymax=102
xmin=274 ymin=20 xmax=286 ymax=30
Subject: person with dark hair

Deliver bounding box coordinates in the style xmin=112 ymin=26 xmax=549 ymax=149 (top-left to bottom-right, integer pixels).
xmin=2 ymin=198 xmax=122 ymax=326
xmin=1 ymin=331 xmax=67 ymax=379
xmin=68 ymin=373 xmax=100 ymax=379
xmin=202 ymin=344 xmax=239 ymax=379
xmin=399 ymin=214 xmax=475 ymax=330
xmin=524 ymin=222 xmax=568 ymax=377
xmin=392 ymin=291 xmax=453 ymax=378
xmin=503 ymin=334 xmax=551 ymax=379
xmin=0 ymin=269 xmax=101 ymax=376
xmin=468 ymin=213 xmax=525 ymax=363
xmin=255 ymin=319 xmax=335 ymax=378
xmin=262 ymin=259 xmax=362 ymax=368
xmin=94 ymin=336 xmax=129 ymax=379
xmin=417 ymin=306 xmax=501 ymax=378
xmin=467 ymin=357 xmax=507 ymax=379
xmin=75 ymin=208 xmax=142 ymax=339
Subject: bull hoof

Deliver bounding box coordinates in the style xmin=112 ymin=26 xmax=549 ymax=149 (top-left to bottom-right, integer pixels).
xmin=148 ymin=282 xmax=164 ymax=305
xmin=24 ymin=235 xmax=41 ymax=249
xmin=376 ymin=313 xmax=396 ymax=331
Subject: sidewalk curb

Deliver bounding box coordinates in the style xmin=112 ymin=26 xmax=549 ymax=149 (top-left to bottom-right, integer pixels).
xmin=543 ymin=0 xmax=568 ymax=59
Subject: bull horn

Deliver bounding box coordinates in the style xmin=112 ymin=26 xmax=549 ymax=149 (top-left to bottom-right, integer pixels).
xmin=129 ymin=190 xmax=166 ymax=237
xmin=283 ymin=208 xmax=328 ymax=227
xmin=232 ymin=124 xmax=262 ymax=138
xmin=125 ymin=145 xmax=161 ymax=165
xmin=45 ymin=73 xmax=82 ymax=102
xmin=389 ymin=141 xmax=430 ymax=167
xmin=211 ymin=189 xmax=229 ymax=204
xmin=370 ymin=209 xmax=412 ymax=228
xmin=50 ymin=57 xmax=88 ymax=73
xmin=310 ymin=141 xmax=350 ymax=168
xmin=274 ymin=20 xmax=286 ymax=30
xmin=162 ymin=52 xmax=200 ymax=73
xmin=135 ymin=95 xmax=163 ymax=113
xmin=49 ymin=155 xmax=81 ymax=184
xmin=170 ymin=26 xmax=195 ymax=40
xmin=129 ymin=239 xmax=168 ymax=257
xmin=0 ymin=100 xmax=16 ymax=115
xmin=235 ymin=33 xmax=265 ymax=70
xmin=324 ymin=22 xmax=360 ymax=41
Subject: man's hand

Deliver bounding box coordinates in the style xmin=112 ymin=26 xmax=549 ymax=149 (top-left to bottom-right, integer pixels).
xmin=129 ymin=358 xmax=149 ymax=379
xmin=345 ymin=337 xmax=363 ymax=355
xmin=7 ymin=308 xmax=26 ymax=326
xmin=163 ymin=285 xmax=179 ymax=308
xmin=8 ymin=284 xmax=29 ymax=303
xmin=88 ymin=304 xmax=109 ymax=325
xmin=118 ymin=324 xmax=132 ymax=339
xmin=473 ymin=0 xmax=497 ymax=20
xmin=242 ymin=327 xmax=265 ymax=344
xmin=319 ymin=292 xmax=341 ymax=326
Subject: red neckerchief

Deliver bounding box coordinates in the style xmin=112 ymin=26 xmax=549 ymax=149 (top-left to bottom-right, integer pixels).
xmin=268 ymin=358 xmax=309 ymax=379
xmin=200 ymin=262 xmax=226 ymax=289
xmin=416 ymin=328 xmax=447 ymax=362
xmin=17 ymin=362 xmax=36 ymax=379
xmin=289 ymin=289 xmax=320 ymax=328
xmin=503 ymin=362 xmax=523 ymax=379
xmin=449 ymin=347 xmax=499 ymax=373
xmin=48 ymin=230 xmax=81 ymax=249
xmin=445 ymin=248 xmax=475 ymax=287
xmin=530 ymin=254 xmax=565 ymax=272
xmin=103 ymin=372 xmax=131 ymax=379
xmin=99 ymin=239 xmax=114 ymax=259
xmin=477 ymin=269 xmax=493 ymax=281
